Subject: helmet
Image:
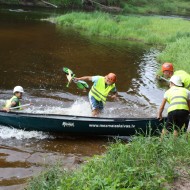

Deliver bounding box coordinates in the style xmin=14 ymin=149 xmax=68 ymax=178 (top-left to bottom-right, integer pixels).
xmin=162 ymin=62 xmax=174 ymax=72
xmin=169 ymin=75 xmax=182 ymax=86
xmin=106 ymin=73 xmax=117 ymax=83
xmin=13 ymin=86 xmax=24 ymax=94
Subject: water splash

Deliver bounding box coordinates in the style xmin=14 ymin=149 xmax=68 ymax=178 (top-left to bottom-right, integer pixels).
xmin=66 ymin=98 xmax=91 ymax=116
xmin=0 ymin=126 xmax=50 ymax=140
xmin=24 ymin=97 xmax=91 ymax=116
xmin=0 ymin=98 xmax=92 ymax=140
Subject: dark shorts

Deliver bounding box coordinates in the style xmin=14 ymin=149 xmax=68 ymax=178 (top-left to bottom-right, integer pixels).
xmin=89 ymin=94 xmax=104 ymax=111
xmin=166 ymin=110 xmax=189 ymax=131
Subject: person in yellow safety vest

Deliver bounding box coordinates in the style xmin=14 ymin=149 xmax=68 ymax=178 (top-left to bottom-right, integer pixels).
xmin=157 ymin=75 xmax=190 ymax=137
xmin=3 ymin=86 xmax=24 ymax=112
xmin=75 ymin=73 xmax=118 ymax=117
xmin=161 ymin=62 xmax=190 ymax=90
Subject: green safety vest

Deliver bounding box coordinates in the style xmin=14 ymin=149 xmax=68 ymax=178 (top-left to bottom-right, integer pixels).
xmin=89 ymin=76 xmax=115 ymax=104
xmin=165 ymin=86 xmax=189 ymax=113
xmin=4 ymin=95 xmax=21 ymax=109
xmin=174 ymin=70 xmax=190 ymax=90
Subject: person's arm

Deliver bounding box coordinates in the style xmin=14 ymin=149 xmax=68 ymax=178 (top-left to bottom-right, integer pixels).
xmin=156 ymin=75 xmax=170 ymax=82
xmin=109 ymin=87 xmax=118 ymax=100
xmin=10 ymin=101 xmax=17 ymax=107
xmin=157 ymin=98 xmax=167 ymax=120
xmin=110 ymin=93 xmax=118 ymax=100
xmin=75 ymin=76 xmax=92 ymax=81
xmin=2 ymin=107 xmax=10 ymax=112
xmin=2 ymin=100 xmax=17 ymax=112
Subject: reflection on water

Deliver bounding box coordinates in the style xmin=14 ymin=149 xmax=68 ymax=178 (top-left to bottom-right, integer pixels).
xmin=0 ymin=6 xmax=166 ymax=189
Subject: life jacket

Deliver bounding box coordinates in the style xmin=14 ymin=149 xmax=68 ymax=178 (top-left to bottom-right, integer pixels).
xmin=4 ymin=95 xmax=21 ymax=109
xmin=174 ymin=70 xmax=190 ymax=90
xmin=166 ymin=86 xmax=189 ymax=113
xmin=89 ymin=76 xmax=115 ymax=104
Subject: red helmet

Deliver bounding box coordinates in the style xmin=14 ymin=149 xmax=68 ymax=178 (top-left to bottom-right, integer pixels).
xmin=162 ymin=62 xmax=174 ymax=72
xmin=106 ymin=73 xmax=117 ymax=83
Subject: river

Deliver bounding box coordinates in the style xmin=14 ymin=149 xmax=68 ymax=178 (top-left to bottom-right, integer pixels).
xmin=0 ymin=6 xmax=166 ymax=189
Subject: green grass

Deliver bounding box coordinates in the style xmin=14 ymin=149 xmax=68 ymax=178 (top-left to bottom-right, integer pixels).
xmin=26 ymin=163 xmax=64 ymax=190
xmin=50 ymin=12 xmax=190 ymax=45
xmin=26 ymin=134 xmax=190 ymax=190
xmin=121 ymin=0 xmax=190 ymax=15
xmin=158 ymin=37 xmax=190 ymax=72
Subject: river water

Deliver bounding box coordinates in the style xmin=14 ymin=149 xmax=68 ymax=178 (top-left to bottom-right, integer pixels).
xmin=0 ymin=6 xmax=166 ymax=189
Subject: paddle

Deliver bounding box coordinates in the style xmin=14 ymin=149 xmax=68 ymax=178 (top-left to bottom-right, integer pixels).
xmin=9 ymin=103 xmax=32 ymax=110
xmin=157 ymin=75 xmax=169 ymax=83
xmin=63 ymin=67 xmax=89 ymax=90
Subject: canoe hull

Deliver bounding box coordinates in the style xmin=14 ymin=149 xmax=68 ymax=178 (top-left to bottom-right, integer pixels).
xmin=0 ymin=111 xmax=165 ymax=136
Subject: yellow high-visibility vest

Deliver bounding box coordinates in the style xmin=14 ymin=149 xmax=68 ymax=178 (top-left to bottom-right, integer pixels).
xmin=89 ymin=76 xmax=115 ymax=104
xmin=174 ymin=70 xmax=190 ymax=90
xmin=165 ymin=86 xmax=189 ymax=113
xmin=4 ymin=95 xmax=21 ymax=109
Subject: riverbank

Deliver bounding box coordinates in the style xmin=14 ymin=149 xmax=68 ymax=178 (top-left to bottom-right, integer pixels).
xmin=26 ymin=134 xmax=190 ymax=189
xmin=48 ymin=11 xmax=190 ymax=73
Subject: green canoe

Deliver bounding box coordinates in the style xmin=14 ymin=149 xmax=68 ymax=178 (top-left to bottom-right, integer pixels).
xmin=0 ymin=111 xmax=165 ymax=136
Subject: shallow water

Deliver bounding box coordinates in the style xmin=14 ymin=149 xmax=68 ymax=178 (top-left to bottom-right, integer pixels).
xmin=0 ymin=6 xmax=167 ymax=189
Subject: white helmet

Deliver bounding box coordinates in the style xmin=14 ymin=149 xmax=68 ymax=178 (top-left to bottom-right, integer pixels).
xmin=13 ymin=86 xmax=24 ymax=94
xmin=169 ymin=75 xmax=182 ymax=86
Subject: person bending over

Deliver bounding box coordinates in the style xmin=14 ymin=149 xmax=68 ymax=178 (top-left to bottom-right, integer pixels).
xmin=76 ymin=73 xmax=118 ymax=117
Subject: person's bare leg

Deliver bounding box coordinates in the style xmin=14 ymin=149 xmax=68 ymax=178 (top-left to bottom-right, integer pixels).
xmin=92 ymin=109 xmax=100 ymax=117
xmin=173 ymin=130 xmax=178 ymax=138
xmin=161 ymin=128 xmax=168 ymax=141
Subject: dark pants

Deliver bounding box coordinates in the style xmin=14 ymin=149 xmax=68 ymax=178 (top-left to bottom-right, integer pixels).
xmin=166 ymin=110 xmax=189 ymax=132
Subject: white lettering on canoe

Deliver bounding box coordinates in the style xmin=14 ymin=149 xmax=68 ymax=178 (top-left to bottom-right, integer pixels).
xmin=89 ymin=124 xmax=135 ymax=128
xmin=62 ymin=122 xmax=75 ymax=127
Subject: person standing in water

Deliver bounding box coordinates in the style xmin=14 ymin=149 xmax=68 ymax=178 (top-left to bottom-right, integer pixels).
xmin=76 ymin=73 xmax=118 ymax=117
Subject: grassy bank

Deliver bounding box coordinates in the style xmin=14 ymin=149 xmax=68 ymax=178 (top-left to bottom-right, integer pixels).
xmin=158 ymin=37 xmax=190 ymax=71
xmin=51 ymin=12 xmax=190 ymax=45
xmin=122 ymin=0 xmax=190 ymax=15
xmin=26 ymin=134 xmax=190 ymax=190
xmin=49 ymin=11 xmax=190 ymax=72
